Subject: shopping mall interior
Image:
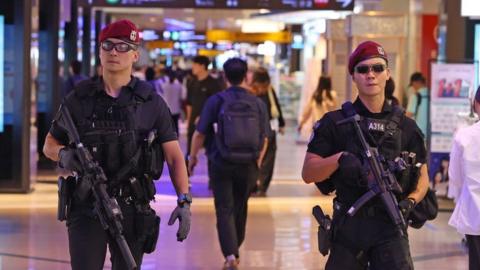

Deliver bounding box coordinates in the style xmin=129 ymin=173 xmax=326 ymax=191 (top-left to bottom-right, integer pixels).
xmin=0 ymin=0 xmax=479 ymax=269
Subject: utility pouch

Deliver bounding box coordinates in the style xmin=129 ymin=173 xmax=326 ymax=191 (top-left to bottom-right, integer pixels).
xmin=312 ymin=205 xmax=332 ymax=256
xmin=147 ymin=142 xmax=164 ymax=180
xmin=129 ymin=177 xmax=145 ymax=201
xmin=143 ymin=177 xmax=156 ymax=201
xmin=144 ymin=130 xmax=164 ymax=180
xmin=74 ymin=176 xmax=92 ymax=202
xmin=57 ymin=176 xmax=75 ymax=221
xmin=135 ymin=209 xmax=160 ymax=254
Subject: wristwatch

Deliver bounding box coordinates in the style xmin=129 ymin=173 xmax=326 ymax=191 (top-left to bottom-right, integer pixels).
xmin=177 ymin=193 xmax=193 ymax=207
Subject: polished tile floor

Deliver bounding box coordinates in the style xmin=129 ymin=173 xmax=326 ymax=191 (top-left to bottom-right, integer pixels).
xmin=0 ymin=126 xmax=468 ymax=270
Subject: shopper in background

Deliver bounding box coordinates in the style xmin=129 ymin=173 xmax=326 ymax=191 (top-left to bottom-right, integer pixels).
xmin=91 ymin=63 xmax=103 ymax=81
xmin=298 ymin=75 xmax=338 ymax=132
xmin=406 ymin=72 xmax=429 ymax=137
xmin=159 ymin=68 xmax=183 ymax=135
xmin=186 ymin=55 xmax=223 ymax=188
xmin=448 ymin=86 xmax=480 ymax=270
xmin=385 ymin=77 xmax=400 ymax=106
xmin=250 ymin=67 xmax=285 ymax=196
xmin=145 ymin=66 xmax=162 ymax=94
xmin=62 ymin=60 xmax=88 ymax=97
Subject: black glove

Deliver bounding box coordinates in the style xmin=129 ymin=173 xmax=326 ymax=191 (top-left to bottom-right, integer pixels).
xmin=337 ymin=151 xmax=368 ymax=186
xmin=168 ymin=203 xmax=191 ymax=242
xmin=338 ymin=151 xmax=363 ymax=171
xmin=398 ymin=198 xmax=416 ymax=220
xmin=58 ymin=147 xmax=82 ymax=173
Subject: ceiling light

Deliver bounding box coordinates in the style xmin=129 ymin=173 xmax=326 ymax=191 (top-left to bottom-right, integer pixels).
xmin=240 ymin=19 xmax=285 ymax=33
xmin=164 ymin=18 xmax=195 ymax=30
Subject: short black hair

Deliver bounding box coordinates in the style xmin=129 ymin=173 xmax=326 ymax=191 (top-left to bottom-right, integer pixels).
xmin=145 ymin=67 xmax=155 ymax=81
xmin=252 ymin=67 xmax=270 ymax=85
xmin=410 ymin=72 xmax=426 ymax=85
xmin=70 ymin=60 xmax=82 ymax=75
xmin=193 ymin=55 xmax=210 ymax=70
xmin=223 ymin=58 xmax=247 ymax=86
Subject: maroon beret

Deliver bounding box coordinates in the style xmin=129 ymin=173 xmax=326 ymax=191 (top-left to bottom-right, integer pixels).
xmin=348 ymin=41 xmax=388 ymax=75
xmin=99 ymin=19 xmax=140 ymax=44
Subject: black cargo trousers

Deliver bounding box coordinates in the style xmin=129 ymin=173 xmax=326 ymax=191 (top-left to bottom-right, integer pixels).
xmin=325 ymin=205 xmax=413 ymax=270
xmin=210 ymin=159 xmax=258 ymax=258
xmin=67 ymin=198 xmax=149 ymax=270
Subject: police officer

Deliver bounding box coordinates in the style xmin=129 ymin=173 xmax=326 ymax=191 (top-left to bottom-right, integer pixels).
xmin=302 ymin=41 xmax=429 ymax=270
xmin=43 ymin=19 xmax=191 ymax=270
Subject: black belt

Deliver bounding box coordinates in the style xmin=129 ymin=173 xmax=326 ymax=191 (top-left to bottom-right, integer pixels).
xmin=334 ymin=200 xmax=388 ymax=219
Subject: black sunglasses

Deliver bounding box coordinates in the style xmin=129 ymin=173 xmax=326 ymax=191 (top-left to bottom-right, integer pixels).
xmin=101 ymin=40 xmax=137 ymax=53
xmin=355 ymin=64 xmax=386 ymax=74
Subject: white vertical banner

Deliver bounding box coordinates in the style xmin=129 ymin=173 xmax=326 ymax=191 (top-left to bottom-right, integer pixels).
xmin=429 ymin=62 xmax=476 ymax=196
xmin=430 ymin=62 xmax=475 ymax=152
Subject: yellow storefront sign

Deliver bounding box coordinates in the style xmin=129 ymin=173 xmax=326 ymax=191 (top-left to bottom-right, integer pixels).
xmin=206 ymin=30 xmax=292 ymax=43
xmin=198 ymin=49 xmax=223 ymax=57
xmin=145 ymin=40 xmax=175 ymax=50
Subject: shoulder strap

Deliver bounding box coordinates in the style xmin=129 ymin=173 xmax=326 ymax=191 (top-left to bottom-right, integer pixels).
xmin=378 ymin=106 xmax=404 ymax=146
xmin=340 ymin=102 xmax=376 ymax=146
xmin=73 ymin=80 xmax=98 ymax=126
xmin=415 ymin=92 xmax=422 ymax=118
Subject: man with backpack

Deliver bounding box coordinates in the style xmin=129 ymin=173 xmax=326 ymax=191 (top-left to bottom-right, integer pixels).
xmin=188 ymin=57 xmax=270 ymax=270
xmin=406 ymin=72 xmax=429 ymax=137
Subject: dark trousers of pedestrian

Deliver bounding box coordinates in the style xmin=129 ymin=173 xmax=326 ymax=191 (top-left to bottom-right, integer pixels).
xmin=466 ymin=235 xmax=480 ymax=270
xmin=326 ymin=209 xmax=413 ymax=270
xmin=210 ymin=159 xmax=257 ymax=258
xmin=187 ymin=123 xmax=196 ymax=156
xmin=171 ymin=113 xmax=180 ymax=136
xmin=258 ymin=131 xmax=277 ymax=193
xmin=67 ymin=200 xmax=146 ymax=270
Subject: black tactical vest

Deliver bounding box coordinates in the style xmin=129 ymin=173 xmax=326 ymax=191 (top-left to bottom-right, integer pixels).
xmin=325 ymin=105 xmax=414 ymax=205
xmin=72 ymin=78 xmax=154 ymax=183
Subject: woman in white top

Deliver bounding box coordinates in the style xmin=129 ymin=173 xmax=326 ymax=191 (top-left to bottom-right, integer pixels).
xmin=159 ymin=69 xmax=183 ymax=135
xmin=448 ymin=86 xmax=480 ymax=270
xmin=298 ymin=75 xmax=338 ymax=131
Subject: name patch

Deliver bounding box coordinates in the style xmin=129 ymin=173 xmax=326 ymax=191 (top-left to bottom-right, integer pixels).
xmin=367 ymin=120 xmax=385 ymax=132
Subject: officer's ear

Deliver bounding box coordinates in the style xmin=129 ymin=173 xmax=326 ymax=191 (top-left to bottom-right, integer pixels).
xmin=131 ymin=50 xmax=139 ymax=63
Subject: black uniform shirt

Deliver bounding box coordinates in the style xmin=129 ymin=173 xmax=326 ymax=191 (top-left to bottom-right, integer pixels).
xmin=186 ymin=75 xmax=222 ymax=125
xmin=307 ymin=98 xmax=427 ymax=204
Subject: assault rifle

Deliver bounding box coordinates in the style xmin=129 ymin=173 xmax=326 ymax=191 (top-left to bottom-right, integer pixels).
xmin=56 ymin=105 xmax=137 ymax=270
xmin=336 ymin=102 xmax=406 ymax=236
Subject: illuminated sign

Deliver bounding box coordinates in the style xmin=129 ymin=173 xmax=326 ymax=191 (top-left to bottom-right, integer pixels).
xmin=461 ymin=0 xmax=480 ymax=17
xmin=79 ymin=0 xmax=354 ymax=10
xmin=0 ymin=16 xmax=4 ymax=133
xmin=206 ymin=29 xmax=292 ymax=43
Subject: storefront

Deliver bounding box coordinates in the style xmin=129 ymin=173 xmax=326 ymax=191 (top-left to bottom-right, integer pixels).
xmin=0 ymin=0 xmax=38 ymax=192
